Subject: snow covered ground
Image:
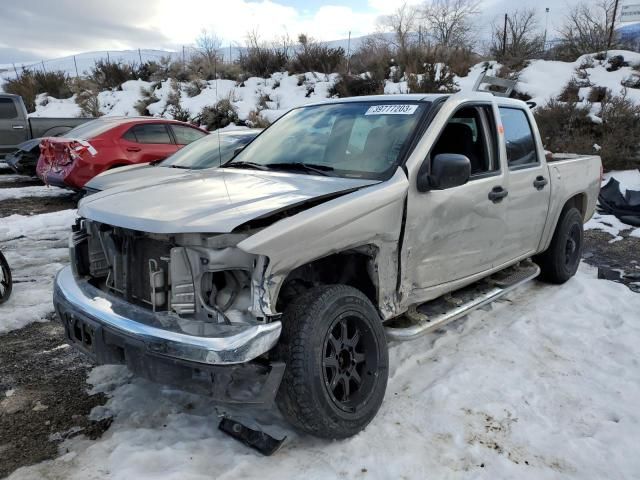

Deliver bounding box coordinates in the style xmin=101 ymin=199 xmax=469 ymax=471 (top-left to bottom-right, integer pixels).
xmin=5 ymin=263 xmax=640 ymax=480
xmin=1 ymin=157 xmax=640 ymax=479
xmin=0 ymin=185 xmax=69 ymax=202
xmin=0 ymin=209 xmax=76 ymax=333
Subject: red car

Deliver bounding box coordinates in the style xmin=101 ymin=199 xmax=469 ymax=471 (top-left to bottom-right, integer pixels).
xmin=36 ymin=117 xmax=208 ymax=189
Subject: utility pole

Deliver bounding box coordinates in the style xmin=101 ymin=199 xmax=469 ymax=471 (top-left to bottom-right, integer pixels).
xmin=73 ymin=55 xmax=79 ymax=77
xmin=182 ymin=45 xmax=186 ymax=69
xmin=12 ymin=63 xmax=19 ymax=77
xmin=229 ymin=45 xmax=232 ymax=63
xmin=138 ymin=48 xmax=143 ymax=64
xmin=543 ymin=7 xmax=550 ymax=51
xmin=106 ymin=51 xmax=110 ymax=63
xmin=502 ymin=13 xmax=508 ymax=56
xmin=41 ymin=60 xmax=46 ymax=73
xmin=607 ymin=0 xmax=620 ymax=50
xmin=346 ymin=31 xmax=351 ymax=75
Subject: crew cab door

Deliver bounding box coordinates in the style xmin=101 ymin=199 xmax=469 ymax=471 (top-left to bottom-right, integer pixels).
xmin=120 ymin=123 xmax=178 ymax=164
xmin=403 ymin=103 xmax=508 ymax=298
xmin=0 ymin=97 xmax=28 ymax=156
xmin=498 ymin=107 xmax=551 ymax=259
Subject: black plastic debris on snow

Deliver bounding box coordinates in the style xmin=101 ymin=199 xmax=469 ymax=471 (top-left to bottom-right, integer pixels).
xmin=218 ymin=417 xmax=286 ymax=456
xmin=598 ymin=172 xmax=640 ymax=227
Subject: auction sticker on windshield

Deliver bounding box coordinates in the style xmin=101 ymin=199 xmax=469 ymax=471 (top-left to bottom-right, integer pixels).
xmin=365 ymin=104 xmax=419 ymax=115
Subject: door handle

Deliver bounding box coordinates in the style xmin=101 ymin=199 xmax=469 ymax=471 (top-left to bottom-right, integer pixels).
xmin=533 ymin=176 xmax=548 ymax=190
xmin=126 ymin=146 xmax=141 ymax=152
xmin=12 ymin=125 xmax=25 ymax=130
xmin=488 ymin=186 xmax=508 ymax=203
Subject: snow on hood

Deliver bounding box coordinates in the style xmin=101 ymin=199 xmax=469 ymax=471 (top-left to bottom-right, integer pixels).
xmin=78 ymin=168 xmax=378 ymax=233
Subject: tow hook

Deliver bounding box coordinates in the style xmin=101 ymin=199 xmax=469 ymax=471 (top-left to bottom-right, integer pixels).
xmin=218 ymin=417 xmax=286 ymax=455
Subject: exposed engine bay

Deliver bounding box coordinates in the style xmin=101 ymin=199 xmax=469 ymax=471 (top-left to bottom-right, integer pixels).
xmin=71 ymin=218 xmax=265 ymax=330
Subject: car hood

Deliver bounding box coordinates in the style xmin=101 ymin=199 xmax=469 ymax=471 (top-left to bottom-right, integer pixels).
xmin=78 ymin=168 xmax=379 ymax=233
xmin=84 ymin=164 xmax=182 ymax=192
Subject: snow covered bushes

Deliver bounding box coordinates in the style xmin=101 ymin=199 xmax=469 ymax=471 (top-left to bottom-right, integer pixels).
xmin=197 ymin=98 xmax=239 ymax=130
xmin=329 ymin=75 xmax=384 ymax=97
xmin=407 ymin=63 xmax=458 ymax=93
xmin=535 ymin=90 xmax=640 ymax=171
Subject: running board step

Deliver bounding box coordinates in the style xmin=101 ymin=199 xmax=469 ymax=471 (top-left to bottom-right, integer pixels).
xmin=385 ymin=261 xmax=540 ymax=341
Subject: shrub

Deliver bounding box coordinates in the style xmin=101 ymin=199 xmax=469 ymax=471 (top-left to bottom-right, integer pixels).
xmin=407 ymin=63 xmax=458 ymax=93
xmin=598 ymin=92 xmax=640 ymax=170
xmin=197 ymin=98 xmax=238 ymax=130
xmin=534 ymin=94 xmax=640 ymax=171
xmin=72 ymin=78 xmax=102 ymax=117
xmin=622 ymin=75 xmax=640 ymax=89
xmin=245 ymin=110 xmax=271 ymax=128
xmin=588 ymin=86 xmax=608 ymax=103
xmin=534 ymin=99 xmax=594 ymax=155
xmin=557 ymin=78 xmax=581 ymax=102
xmin=3 ymin=69 xmax=72 ymax=112
xmin=329 ymin=75 xmax=384 ymax=97
xmin=169 ymin=104 xmax=191 ymax=122
xmin=185 ymin=79 xmax=207 ymax=97
xmin=90 ymin=60 xmax=137 ymax=90
xmin=289 ymin=34 xmax=346 ymax=74
xmin=134 ymin=86 xmax=159 ymax=116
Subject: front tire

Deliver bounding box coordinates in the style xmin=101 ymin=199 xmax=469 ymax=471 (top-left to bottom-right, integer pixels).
xmin=534 ymin=207 xmax=583 ymax=284
xmin=276 ymin=285 xmax=389 ymax=439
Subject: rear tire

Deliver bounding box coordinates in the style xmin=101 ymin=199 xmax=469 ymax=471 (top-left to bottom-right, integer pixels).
xmin=534 ymin=207 xmax=583 ymax=284
xmin=276 ymin=285 xmax=389 ymax=439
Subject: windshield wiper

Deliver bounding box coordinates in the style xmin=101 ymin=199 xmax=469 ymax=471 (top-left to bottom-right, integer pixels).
xmin=167 ymin=165 xmax=190 ymax=169
xmin=266 ymin=162 xmax=335 ymax=176
xmin=223 ymin=161 xmax=270 ymax=171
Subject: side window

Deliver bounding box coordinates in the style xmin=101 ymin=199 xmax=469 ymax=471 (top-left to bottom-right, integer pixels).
xmin=0 ymin=98 xmax=18 ymax=119
xmin=124 ymin=124 xmax=172 ymax=144
xmin=172 ymin=125 xmax=207 ymax=145
xmin=431 ymin=105 xmax=498 ymax=176
xmin=499 ymin=107 xmax=538 ymax=168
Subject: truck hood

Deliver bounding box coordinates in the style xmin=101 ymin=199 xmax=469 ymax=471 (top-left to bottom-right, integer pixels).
xmin=78 ymin=168 xmax=378 ymax=233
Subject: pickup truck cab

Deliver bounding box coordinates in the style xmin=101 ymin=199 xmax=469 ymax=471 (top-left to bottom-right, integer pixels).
xmin=53 ymin=93 xmax=601 ymax=439
xmin=0 ymin=93 xmax=92 ymax=159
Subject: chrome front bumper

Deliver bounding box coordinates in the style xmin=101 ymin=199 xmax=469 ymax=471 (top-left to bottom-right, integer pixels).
xmin=53 ymin=266 xmax=282 ymax=365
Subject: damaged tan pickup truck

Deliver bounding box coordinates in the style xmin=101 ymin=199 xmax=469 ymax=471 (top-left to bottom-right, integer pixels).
xmin=54 ymin=93 xmax=601 ymax=439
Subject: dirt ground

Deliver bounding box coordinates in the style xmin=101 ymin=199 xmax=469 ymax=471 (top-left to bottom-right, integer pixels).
xmin=0 ymin=169 xmax=638 ymax=478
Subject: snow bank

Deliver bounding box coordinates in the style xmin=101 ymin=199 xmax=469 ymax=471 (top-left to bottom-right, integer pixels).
xmin=30 ymin=94 xmax=82 ymax=118
xmin=519 ymin=50 xmax=640 ymax=106
xmin=0 ymin=209 xmax=77 ymax=333
xmin=26 ymin=50 xmax=640 ymax=127
xmin=8 ymin=264 xmax=640 ymax=479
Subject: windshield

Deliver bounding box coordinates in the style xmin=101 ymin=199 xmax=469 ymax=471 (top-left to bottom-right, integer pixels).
xmin=65 ymin=119 xmax=121 ymax=140
xmin=226 ymin=101 xmax=429 ymax=179
xmin=160 ymin=132 xmax=257 ymax=169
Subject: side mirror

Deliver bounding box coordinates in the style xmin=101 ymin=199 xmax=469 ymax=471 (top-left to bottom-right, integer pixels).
xmin=417 ymin=153 xmax=471 ymax=192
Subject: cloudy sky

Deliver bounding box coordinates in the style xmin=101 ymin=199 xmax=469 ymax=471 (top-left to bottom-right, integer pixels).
xmin=0 ymin=0 xmax=606 ymax=62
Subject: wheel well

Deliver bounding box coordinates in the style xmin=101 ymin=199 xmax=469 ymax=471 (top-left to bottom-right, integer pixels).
xmin=276 ymin=250 xmax=378 ymax=312
xmin=562 ymin=193 xmax=587 ymax=220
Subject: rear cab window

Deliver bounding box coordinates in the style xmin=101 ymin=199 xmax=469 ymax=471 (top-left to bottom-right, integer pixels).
xmin=499 ymin=107 xmax=538 ymax=168
xmin=123 ymin=124 xmax=173 ymax=144
xmin=0 ymin=98 xmax=18 ymax=119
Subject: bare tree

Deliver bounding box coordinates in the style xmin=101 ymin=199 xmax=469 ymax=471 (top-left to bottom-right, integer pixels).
xmin=196 ymin=29 xmax=222 ymax=75
xmin=559 ymin=0 xmax=619 ymax=58
xmin=491 ymin=9 xmax=544 ymax=66
xmin=377 ymin=2 xmax=420 ymax=57
xmin=422 ymin=0 xmax=480 ymax=49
